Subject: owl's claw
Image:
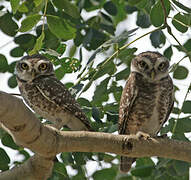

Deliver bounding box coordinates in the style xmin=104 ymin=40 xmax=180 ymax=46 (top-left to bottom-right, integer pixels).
xmin=136 ymin=131 xmax=152 ymax=141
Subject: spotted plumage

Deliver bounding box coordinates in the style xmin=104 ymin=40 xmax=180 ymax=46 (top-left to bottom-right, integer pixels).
xmin=15 ymin=54 xmax=92 ymax=131
xmin=118 ymin=51 xmax=174 ymax=173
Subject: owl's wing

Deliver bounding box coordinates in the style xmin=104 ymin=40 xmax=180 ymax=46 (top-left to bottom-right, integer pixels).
xmin=33 ymin=75 xmax=92 ymax=131
xmin=118 ymin=73 xmax=138 ymax=135
xmin=158 ymin=76 xmax=174 ymax=133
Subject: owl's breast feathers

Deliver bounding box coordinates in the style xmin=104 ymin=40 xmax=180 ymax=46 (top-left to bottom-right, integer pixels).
xmin=18 ymin=75 xmax=92 ymax=131
xmin=119 ymin=72 xmax=173 ymax=135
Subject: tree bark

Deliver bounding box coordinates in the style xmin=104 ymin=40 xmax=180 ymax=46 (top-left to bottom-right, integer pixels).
xmin=0 ymin=155 xmax=53 ymax=180
xmin=1 ymin=91 xmax=191 ymax=179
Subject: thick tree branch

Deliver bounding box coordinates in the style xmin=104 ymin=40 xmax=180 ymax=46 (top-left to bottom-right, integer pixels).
xmin=1 ymin=91 xmax=191 ymax=178
xmin=0 ymin=155 xmax=53 ymax=180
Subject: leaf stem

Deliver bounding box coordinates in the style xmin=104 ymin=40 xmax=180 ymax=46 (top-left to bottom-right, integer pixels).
xmin=42 ymin=0 xmax=48 ymax=32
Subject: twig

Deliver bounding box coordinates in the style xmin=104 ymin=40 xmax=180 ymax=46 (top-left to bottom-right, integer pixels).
xmin=42 ymin=0 xmax=48 ymax=32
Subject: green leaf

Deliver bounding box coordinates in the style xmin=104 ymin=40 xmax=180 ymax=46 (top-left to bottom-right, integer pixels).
xmin=73 ymin=152 xmax=86 ymax=165
xmin=161 ymin=118 xmax=175 ymax=134
xmin=93 ymin=77 xmax=110 ymax=105
xmin=172 ymin=13 xmax=190 ymax=33
xmin=173 ymin=65 xmax=188 ymax=79
xmin=183 ymin=39 xmax=191 ymax=52
xmin=10 ymin=0 xmax=20 ymax=14
xmin=107 ymin=124 xmax=118 ymax=133
xmin=118 ymin=48 xmax=137 ymax=65
xmin=136 ymin=0 xmax=147 ymax=9
xmin=150 ymin=30 xmax=166 ymax=48
xmin=136 ymin=11 xmax=151 ymax=28
xmin=55 ymin=67 xmax=66 ymax=80
xmin=92 ymin=107 xmax=101 ymax=123
xmin=174 ymin=118 xmax=191 ymax=133
xmin=115 ymin=68 xmax=130 ymax=81
xmin=0 ymin=13 xmax=18 ymax=36
xmin=47 ymin=15 xmax=76 ymax=40
xmin=18 ymin=2 xmax=28 ymax=13
xmin=53 ymin=162 xmax=68 ymax=176
xmin=182 ymin=101 xmax=191 ymax=113
xmin=10 ymin=46 xmax=25 ymax=57
xmin=103 ymin=154 xmax=116 ymax=163
xmin=14 ymin=34 xmax=36 ymax=51
xmin=29 ymin=32 xmax=45 ymax=55
xmin=104 ymin=103 xmax=119 ymax=112
xmin=93 ymin=61 xmax=117 ymax=80
xmin=171 ymin=0 xmax=191 ymax=13
xmin=52 ymin=0 xmax=80 ymax=18
xmin=8 ymin=75 xmax=17 ymax=88
xmin=172 ymin=133 xmax=189 ymax=141
xmin=77 ymin=98 xmax=92 ymax=107
xmin=2 ymin=133 xmax=19 ymax=150
xmin=118 ymin=176 xmax=133 ymax=180
xmin=163 ymin=0 xmax=171 ymax=15
xmin=7 ymin=61 xmax=17 ymax=73
xmin=0 ymin=54 xmax=8 ymax=72
xmin=92 ymin=167 xmax=117 ymax=180
xmin=150 ymin=1 xmax=164 ymax=27
xmin=106 ymin=111 xmax=118 ymax=124
xmin=61 ymin=152 xmax=74 ymax=165
xmin=56 ymin=43 xmax=67 ymax=56
xmin=113 ymin=1 xmax=127 ymax=25
xmin=103 ymin=1 xmax=117 ymax=16
xmin=0 ymin=148 xmax=10 ymax=165
xmin=34 ymin=0 xmax=43 ymax=7
xmin=164 ymin=46 xmax=173 ymax=60
xmin=128 ymin=0 xmax=143 ymax=6
xmin=173 ymin=160 xmax=189 ymax=176
xmin=19 ymin=14 xmax=41 ymax=32
xmin=131 ymin=165 xmax=154 ymax=177
xmin=136 ymin=157 xmax=155 ymax=167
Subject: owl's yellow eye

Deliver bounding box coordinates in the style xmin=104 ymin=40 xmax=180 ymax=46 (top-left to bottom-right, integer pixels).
xmin=158 ymin=62 xmax=166 ymax=71
xmin=20 ymin=63 xmax=29 ymax=70
xmin=39 ymin=63 xmax=47 ymax=70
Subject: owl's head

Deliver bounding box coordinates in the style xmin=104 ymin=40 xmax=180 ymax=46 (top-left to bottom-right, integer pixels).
xmin=15 ymin=54 xmax=54 ymax=82
xmin=131 ymin=51 xmax=170 ymax=82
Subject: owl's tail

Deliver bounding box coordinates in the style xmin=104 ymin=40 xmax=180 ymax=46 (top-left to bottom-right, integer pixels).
xmin=120 ymin=156 xmax=136 ymax=173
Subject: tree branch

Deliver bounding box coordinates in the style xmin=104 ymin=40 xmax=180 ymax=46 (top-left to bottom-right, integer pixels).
xmin=1 ymin=91 xmax=191 ymax=178
xmin=0 ymin=155 xmax=53 ymax=180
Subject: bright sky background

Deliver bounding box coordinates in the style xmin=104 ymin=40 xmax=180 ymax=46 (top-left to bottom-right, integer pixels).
xmin=0 ymin=1 xmax=191 ymax=178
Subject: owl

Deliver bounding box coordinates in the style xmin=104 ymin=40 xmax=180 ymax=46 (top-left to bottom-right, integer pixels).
xmin=118 ymin=51 xmax=174 ymax=173
xmin=15 ymin=54 xmax=92 ymax=131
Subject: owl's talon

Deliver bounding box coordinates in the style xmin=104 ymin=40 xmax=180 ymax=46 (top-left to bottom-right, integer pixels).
xmin=136 ymin=131 xmax=152 ymax=141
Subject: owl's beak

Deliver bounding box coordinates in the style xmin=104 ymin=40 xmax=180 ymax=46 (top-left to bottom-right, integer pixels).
xmin=151 ymin=70 xmax=155 ymax=80
xmin=31 ymin=69 xmax=36 ymax=79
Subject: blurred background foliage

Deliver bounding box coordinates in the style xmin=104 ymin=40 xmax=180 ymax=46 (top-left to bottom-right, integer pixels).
xmin=0 ymin=0 xmax=191 ymax=179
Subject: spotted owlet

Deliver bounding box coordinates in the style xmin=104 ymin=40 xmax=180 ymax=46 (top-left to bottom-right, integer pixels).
xmin=118 ymin=51 xmax=174 ymax=173
xmin=15 ymin=54 xmax=92 ymax=131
